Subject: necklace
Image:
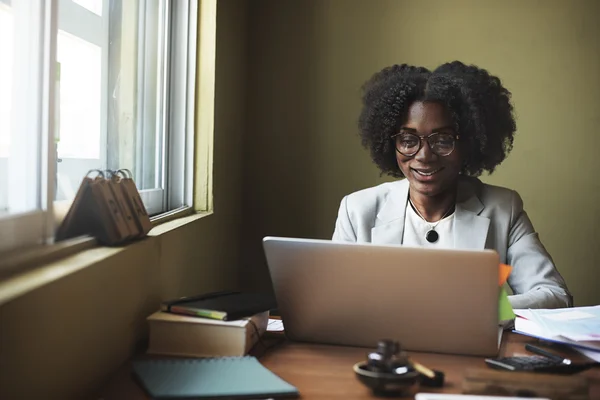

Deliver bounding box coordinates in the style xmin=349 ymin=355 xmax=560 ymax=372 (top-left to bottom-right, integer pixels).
xmin=408 ymin=198 xmax=455 ymax=243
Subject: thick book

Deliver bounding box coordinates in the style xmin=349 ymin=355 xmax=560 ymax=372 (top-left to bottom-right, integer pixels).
xmin=161 ymin=291 xmax=275 ymax=321
xmin=132 ymin=356 xmax=299 ymax=399
xmin=147 ymin=310 xmax=268 ymax=357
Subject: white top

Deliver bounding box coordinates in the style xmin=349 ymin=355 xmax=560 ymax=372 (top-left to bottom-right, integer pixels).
xmin=402 ymin=202 xmax=455 ymax=248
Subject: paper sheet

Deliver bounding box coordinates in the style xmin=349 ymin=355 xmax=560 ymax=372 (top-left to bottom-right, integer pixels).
xmin=513 ymin=309 xmax=600 ymax=352
xmin=267 ymin=318 xmax=284 ymax=332
xmin=528 ymin=306 xmax=600 ymax=341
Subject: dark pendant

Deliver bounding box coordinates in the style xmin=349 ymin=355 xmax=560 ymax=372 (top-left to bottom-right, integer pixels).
xmin=426 ymin=230 xmax=439 ymax=243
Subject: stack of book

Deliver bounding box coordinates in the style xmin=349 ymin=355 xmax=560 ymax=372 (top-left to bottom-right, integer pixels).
xmin=146 ymin=291 xmax=274 ymax=357
xmin=147 ymin=310 xmax=269 ymax=357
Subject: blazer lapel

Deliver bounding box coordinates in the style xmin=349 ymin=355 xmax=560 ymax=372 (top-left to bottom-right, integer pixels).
xmin=371 ymin=177 xmax=491 ymax=249
xmin=453 ymin=178 xmax=490 ymax=250
xmin=371 ymin=180 xmax=409 ymax=244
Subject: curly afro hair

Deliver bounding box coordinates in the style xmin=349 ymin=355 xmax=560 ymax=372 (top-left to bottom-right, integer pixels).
xmin=358 ymin=61 xmax=516 ymax=178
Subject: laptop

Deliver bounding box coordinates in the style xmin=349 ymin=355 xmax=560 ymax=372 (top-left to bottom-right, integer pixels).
xmin=263 ymin=236 xmax=503 ymax=356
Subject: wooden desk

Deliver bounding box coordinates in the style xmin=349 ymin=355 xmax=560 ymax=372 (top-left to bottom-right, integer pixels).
xmin=96 ymin=333 xmax=600 ymax=399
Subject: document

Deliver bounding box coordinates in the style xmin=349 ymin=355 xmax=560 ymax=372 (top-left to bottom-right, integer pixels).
xmin=513 ymin=306 xmax=600 ymax=352
xmin=267 ymin=318 xmax=284 ymax=332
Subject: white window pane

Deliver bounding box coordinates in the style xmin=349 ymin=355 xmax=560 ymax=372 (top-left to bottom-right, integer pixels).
xmin=0 ymin=5 xmax=13 ymax=213
xmin=0 ymin=0 xmax=54 ymax=254
xmin=56 ymin=30 xmax=102 ymax=159
xmin=73 ymin=0 xmax=102 ymax=16
xmin=55 ymin=0 xmax=106 ymax=202
xmin=0 ymin=7 xmax=12 ymax=159
xmin=108 ymin=0 xmax=163 ymax=194
xmin=1 ymin=0 xmax=45 ymax=216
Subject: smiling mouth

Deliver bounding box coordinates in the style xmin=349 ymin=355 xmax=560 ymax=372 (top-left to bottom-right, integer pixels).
xmin=411 ymin=168 xmax=443 ymax=176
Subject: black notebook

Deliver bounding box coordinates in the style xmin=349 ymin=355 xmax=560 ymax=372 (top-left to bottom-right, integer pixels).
xmin=132 ymin=356 xmax=299 ymax=399
xmin=161 ymin=291 xmax=275 ymax=321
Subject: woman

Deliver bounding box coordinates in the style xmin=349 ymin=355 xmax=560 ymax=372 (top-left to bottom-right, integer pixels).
xmin=332 ymin=61 xmax=571 ymax=309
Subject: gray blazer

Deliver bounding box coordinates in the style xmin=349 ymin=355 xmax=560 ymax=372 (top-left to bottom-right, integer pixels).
xmin=332 ymin=176 xmax=572 ymax=309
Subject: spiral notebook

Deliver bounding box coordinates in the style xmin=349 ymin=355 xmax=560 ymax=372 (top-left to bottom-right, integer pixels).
xmin=132 ymin=356 xmax=299 ymax=399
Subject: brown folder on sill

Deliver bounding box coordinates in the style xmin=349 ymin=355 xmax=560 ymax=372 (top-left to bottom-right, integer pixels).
xmin=107 ymin=175 xmax=140 ymax=239
xmin=55 ymin=176 xmax=95 ymax=242
xmin=116 ymin=170 xmax=153 ymax=237
xmin=90 ymin=175 xmax=131 ymax=243
xmin=55 ymin=170 xmax=152 ymax=246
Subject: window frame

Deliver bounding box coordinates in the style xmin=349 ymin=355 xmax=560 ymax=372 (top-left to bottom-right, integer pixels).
xmin=135 ymin=0 xmax=167 ymax=215
xmin=56 ymin=0 xmax=197 ymax=217
xmin=166 ymin=0 xmax=197 ymax=211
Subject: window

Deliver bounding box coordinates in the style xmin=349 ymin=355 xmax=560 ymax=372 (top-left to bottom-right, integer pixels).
xmin=0 ymin=0 xmax=198 ymax=255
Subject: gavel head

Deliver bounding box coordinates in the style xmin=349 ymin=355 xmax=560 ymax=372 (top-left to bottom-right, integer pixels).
xmin=367 ymin=339 xmax=406 ymax=373
xmin=354 ymin=339 xmax=420 ymax=397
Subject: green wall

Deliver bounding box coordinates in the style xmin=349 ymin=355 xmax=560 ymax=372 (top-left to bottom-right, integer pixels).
xmin=242 ymin=0 xmax=600 ymax=306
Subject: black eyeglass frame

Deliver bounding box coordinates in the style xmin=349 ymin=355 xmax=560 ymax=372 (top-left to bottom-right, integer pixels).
xmin=390 ymin=131 xmax=461 ymax=157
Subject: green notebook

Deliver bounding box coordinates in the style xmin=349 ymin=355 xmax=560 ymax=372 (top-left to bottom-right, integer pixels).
xmin=132 ymin=356 xmax=299 ymax=399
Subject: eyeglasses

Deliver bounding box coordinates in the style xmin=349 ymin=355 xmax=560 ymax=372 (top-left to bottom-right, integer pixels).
xmin=391 ymin=131 xmax=460 ymax=157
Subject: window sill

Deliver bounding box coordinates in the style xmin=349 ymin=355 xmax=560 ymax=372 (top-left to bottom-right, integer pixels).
xmin=0 ymin=211 xmax=213 ymax=307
